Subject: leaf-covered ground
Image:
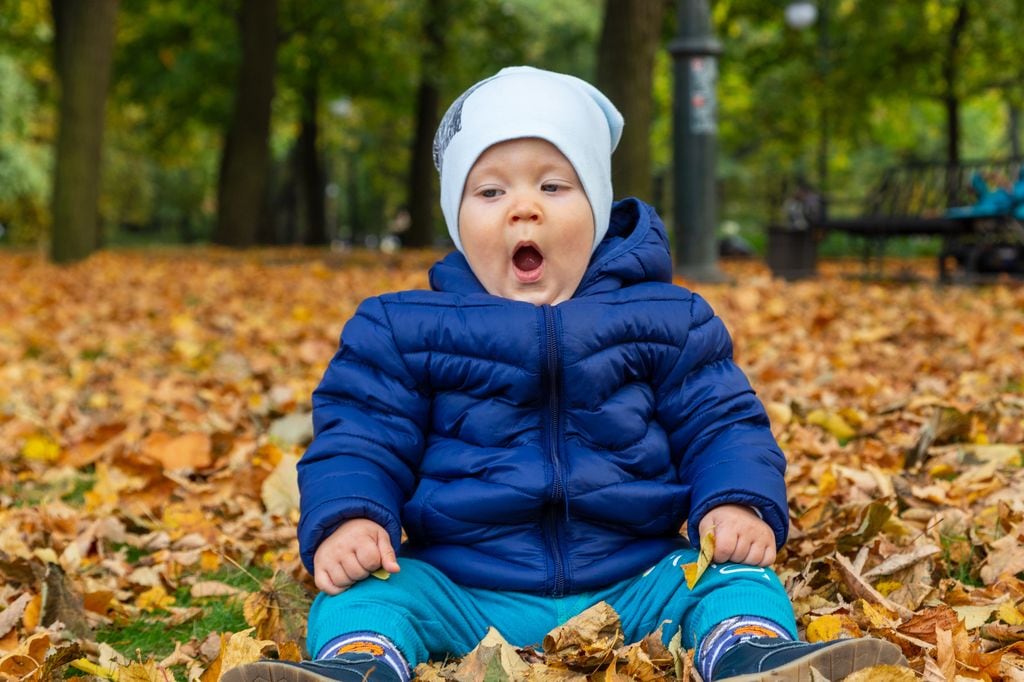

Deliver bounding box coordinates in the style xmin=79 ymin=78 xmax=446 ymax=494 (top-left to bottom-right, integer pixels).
xmin=1 ymin=249 xmax=1023 ymax=681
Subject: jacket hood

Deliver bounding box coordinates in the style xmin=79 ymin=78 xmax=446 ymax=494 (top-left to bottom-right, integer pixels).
xmin=427 ymin=198 xmax=673 ymax=298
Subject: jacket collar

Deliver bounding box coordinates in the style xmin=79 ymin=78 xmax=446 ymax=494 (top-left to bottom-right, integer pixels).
xmin=427 ymin=198 xmax=672 ymax=299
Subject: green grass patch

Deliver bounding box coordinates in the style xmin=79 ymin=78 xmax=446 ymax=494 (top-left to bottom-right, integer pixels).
xmin=94 ymin=564 xmax=275 ymax=659
xmin=940 ymin=531 xmax=983 ymax=587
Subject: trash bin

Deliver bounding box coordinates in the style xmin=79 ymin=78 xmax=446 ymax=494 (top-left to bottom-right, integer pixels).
xmin=767 ymin=225 xmax=817 ymax=280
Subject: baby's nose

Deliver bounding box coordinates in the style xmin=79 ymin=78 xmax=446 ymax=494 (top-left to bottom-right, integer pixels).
xmin=510 ymin=202 xmax=540 ymax=223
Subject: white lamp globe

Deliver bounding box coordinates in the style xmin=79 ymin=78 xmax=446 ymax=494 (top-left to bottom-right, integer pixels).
xmin=785 ymin=2 xmax=818 ymax=29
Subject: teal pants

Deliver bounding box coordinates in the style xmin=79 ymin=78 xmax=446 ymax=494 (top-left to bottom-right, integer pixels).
xmin=307 ymin=549 xmax=797 ymax=667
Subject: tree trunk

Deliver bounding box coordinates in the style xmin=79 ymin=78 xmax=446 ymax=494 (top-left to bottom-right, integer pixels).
xmin=942 ymin=0 xmax=968 ymax=170
xmin=596 ymin=0 xmax=666 ymax=201
xmin=1010 ymin=101 xmax=1022 ymax=159
xmin=405 ymin=0 xmax=445 ymax=249
xmin=298 ymin=80 xmax=328 ymax=245
xmin=215 ymin=0 xmax=278 ymax=247
xmin=49 ymin=0 xmax=119 ymax=264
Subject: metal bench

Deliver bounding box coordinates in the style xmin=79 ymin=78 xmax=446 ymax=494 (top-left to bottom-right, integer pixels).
xmin=815 ymin=157 xmax=1024 ymax=281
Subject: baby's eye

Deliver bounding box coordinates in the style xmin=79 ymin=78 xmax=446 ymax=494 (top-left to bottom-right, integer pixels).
xmin=480 ymin=188 xmax=501 ymax=198
xmin=541 ymin=183 xmax=561 ymax=193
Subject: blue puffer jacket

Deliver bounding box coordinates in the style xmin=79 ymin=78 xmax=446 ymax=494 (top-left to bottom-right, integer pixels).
xmin=298 ymin=199 xmax=788 ymax=595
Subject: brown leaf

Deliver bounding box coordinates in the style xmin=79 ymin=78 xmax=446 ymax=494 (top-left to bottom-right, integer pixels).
xmin=117 ymin=658 xmax=177 ymax=682
xmin=242 ymin=572 xmax=310 ymax=647
xmin=40 ymin=563 xmax=91 ymax=638
xmin=141 ymin=431 xmax=212 ymax=471
xmin=832 ymin=553 xmax=914 ymax=619
xmin=0 ymin=593 xmax=33 ymax=639
xmin=897 ymin=605 xmax=961 ymax=645
xmin=36 ymin=642 xmax=84 ymax=682
xmin=199 ymin=629 xmax=275 ymax=682
xmin=190 ymin=581 xmax=242 ymax=599
xmin=542 ymin=602 xmax=624 ymax=671
xmin=453 ymin=628 xmax=530 ymax=681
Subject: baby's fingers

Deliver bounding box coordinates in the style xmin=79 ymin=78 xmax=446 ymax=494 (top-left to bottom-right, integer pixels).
xmin=376 ymin=530 xmax=400 ymax=573
xmin=315 ymin=565 xmax=349 ymax=596
xmin=712 ymin=528 xmax=741 ymax=564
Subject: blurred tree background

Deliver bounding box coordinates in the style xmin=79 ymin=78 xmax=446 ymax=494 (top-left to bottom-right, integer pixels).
xmin=0 ymin=0 xmax=1021 ymax=262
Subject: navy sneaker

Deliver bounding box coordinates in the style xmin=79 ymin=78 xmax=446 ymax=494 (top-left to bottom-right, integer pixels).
xmin=712 ymin=637 xmax=907 ymax=681
xmin=221 ymin=653 xmax=404 ymax=682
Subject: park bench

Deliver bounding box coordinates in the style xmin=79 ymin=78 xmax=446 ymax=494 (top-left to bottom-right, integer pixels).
xmin=811 ymin=157 xmax=1024 ymax=281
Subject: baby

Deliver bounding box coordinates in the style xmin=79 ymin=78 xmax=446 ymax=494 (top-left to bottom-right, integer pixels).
xmin=226 ymin=67 xmax=905 ymax=682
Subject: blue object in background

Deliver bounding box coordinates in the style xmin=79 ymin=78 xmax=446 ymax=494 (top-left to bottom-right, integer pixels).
xmin=947 ymin=171 xmax=1016 ymax=219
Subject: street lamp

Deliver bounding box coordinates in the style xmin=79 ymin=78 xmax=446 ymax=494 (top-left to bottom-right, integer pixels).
xmin=668 ymin=0 xmax=727 ymax=282
xmin=785 ymin=0 xmax=831 ymax=221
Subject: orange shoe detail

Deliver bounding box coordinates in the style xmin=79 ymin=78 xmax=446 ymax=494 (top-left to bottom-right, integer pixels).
xmin=733 ymin=625 xmax=781 ymax=638
xmin=334 ymin=641 xmax=386 ymax=657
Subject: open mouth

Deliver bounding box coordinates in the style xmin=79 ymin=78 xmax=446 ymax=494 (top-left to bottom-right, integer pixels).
xmin=512 ymin=243 xmax=544 ymax=282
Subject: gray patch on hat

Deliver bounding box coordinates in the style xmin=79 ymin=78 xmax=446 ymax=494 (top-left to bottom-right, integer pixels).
xmin=432 ymin=79 xmax=488 ymax=172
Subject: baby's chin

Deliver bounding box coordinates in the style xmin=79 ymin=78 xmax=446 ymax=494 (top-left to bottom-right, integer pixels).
xmin=486 ymin=280 xmax=574 ymax=306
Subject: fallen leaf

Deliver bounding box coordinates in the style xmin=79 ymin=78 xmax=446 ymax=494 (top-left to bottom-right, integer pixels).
xmin=0 ymin=593 xmax=33 ymax=638
xmin=843 ymin=665 xmax=918 ymax=681
xmin=141 ymin=431 xmax=212 ymax=471
xmin=190 ymin=581 xmax=242 ymax=598
xmin=199 ymin=629 xmax=275 ymax=682
xmin=543 ymin=602 xmax=624 ymax=671
xmin=260 ymin=453 xmax=300 ymax=516
xmin=136 ymin=585 xmax=175 ymax=612
xmin=683 ymin=530 xmax=715 ymax=590
xmin=453 ymin=627 xmax=530 ymax=681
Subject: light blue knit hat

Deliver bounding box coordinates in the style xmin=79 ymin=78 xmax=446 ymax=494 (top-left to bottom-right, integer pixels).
xmin=433 ymin=66 xmax=624 ymax=253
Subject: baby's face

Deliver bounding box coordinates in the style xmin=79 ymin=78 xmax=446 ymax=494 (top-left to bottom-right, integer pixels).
xmin=458 ymin=138 xmax=594 ymax=306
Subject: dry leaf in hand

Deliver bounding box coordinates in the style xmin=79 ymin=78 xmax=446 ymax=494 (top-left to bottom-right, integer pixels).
xmin=683 ymin=530 xmax=715 ymax=590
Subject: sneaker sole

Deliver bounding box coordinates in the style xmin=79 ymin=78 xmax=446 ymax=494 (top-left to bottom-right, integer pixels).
xmin=221 ymin=662 xmax=373 ymax=682
xmin=715 ymin=638 xmax=908 ymax=681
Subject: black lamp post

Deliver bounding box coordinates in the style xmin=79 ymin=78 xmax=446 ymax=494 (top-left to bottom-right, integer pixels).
xmin=786 ymin=0 xmax=831 ymax=221
xmin=668 ymin=0 xmax=727 ymax=282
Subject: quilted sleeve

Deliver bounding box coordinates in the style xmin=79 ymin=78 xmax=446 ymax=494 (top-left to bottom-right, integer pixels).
xmin=297 ymin=297 xmax=429 ymax=574
xmin=655 ymin=293 xmax=789 ymax=550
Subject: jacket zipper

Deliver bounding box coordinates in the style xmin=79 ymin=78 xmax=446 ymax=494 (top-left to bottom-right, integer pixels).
xmin=542 ymin=305 xmax=567 ymax=596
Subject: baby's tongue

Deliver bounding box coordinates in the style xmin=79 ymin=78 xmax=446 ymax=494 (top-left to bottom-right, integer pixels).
xmin=513 ymin=245 xmax=543 ymax=272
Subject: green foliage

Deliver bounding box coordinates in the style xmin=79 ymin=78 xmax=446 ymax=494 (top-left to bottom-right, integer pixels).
xmin=0 ymin=54 xmax=49 ymax=243
xmin=5 ymin=0 xmax=1023 ymax=253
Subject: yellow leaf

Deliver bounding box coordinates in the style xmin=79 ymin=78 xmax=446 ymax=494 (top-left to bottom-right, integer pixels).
xmin=806 ymin=409 xmax=857 ymax=441
xmin=371 ymin=568 xmax=391 ymax=580
xmin=200 ymin=550 xmax=222 ymax=573
xmin=875 ymin=580 xmax=902 ymax=596
xmin=843 ymin=665 xmax=918 ymax=682
xmin=71 ymin=658 xmax=118 ymax=680
xmin=22 ymin=593 xmax=41 ymax=631
xmin=199 ymin=629 xmax=275 ymax=682
xmin=117 ymin=658 xmax=176 ymax=682
xmin=33 ymin=548 xmax=58 ymax=564
xmin=136 ymin=586 xmax=175 ymax=612
xmin=806 ymin=615 xmax=842 ymax=643
xmin=683 ymin=530 xmax=716 ymax=590
xmin=818 ymin=468 xmax=837 ymax=496
xmin=860 ymin=601 xmax=900 ymax=629
xmin=998 ymin=602 xmax=1024 ymax=626
xmin=21 ymin=434 xmax=60 ymax=462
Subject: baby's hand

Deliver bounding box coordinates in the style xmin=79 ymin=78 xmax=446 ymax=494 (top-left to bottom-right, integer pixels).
xmin=698 ymin=504 xmax=776 ymax=567
xmin=312 ymin=518 xmax=400 ymax=595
